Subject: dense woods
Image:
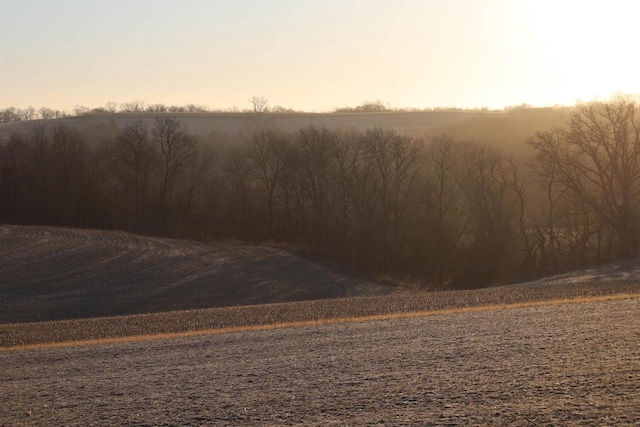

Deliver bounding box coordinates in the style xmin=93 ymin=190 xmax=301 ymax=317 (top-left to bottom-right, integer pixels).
xmin=1 ymin=98 xmax=638 ymax=288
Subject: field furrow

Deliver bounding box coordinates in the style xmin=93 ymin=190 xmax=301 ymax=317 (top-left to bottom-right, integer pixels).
xmin=0 ymin=224 xmax=395 ymax=323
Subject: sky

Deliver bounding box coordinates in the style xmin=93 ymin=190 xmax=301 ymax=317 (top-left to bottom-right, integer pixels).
xmin=1 ymin=0 xmax=639 ymax=112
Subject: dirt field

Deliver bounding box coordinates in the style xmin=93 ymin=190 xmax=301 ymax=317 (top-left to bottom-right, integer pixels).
xmin=0 ymin=224 xmax=396 ymax=324
xmin=1 ymin=297 xmax=638 ymax=426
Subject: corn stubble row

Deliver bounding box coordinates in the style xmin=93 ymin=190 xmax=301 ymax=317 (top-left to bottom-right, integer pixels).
xmin=2 ymin=279 xmax=638 ymax=348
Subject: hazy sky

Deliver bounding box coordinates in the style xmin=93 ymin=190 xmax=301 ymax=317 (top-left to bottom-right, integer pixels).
xmin=1 ymin=0 xmax=638 ymax=112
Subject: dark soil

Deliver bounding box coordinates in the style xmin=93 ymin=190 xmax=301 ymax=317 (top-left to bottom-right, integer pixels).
xmin=2 ymin=298 xmax=638 ymax=426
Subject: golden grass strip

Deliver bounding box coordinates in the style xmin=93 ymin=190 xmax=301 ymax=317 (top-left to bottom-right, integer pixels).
xmin=3 ymin=293 xmax=637 ymax=353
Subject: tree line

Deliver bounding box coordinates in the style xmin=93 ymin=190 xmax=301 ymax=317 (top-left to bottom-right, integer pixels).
xmin=0 ymin=97 xmax=298 ymax=123
xmin=1 ymin=98 xmax=638 ymax=288
xmin=0 ymin=97 xmax=501 ymax=124
xmin=0 ymin=102 xmax=215 ymax=123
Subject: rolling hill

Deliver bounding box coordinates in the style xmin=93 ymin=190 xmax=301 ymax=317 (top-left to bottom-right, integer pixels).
xmin=0 ymin=224 xmax=398 ymax=323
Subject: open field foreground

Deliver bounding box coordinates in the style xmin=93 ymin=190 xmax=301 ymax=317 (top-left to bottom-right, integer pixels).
xmin=2 ymin=297 xmax=639 ymax=426
xmin=0 ymin=224 xmax=396 ymax=324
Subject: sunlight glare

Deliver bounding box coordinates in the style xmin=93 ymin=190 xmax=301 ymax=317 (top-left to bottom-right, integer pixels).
xmin=525 ymin=0 xmax=640 ymax=105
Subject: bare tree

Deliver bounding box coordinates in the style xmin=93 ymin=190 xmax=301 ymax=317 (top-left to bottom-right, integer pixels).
xmin=120 ymin=100 xmax=146 ymax=113
xmin=152 ymin=117 xmax=196 ymax=211
xmin=146 ymin=104 xmax=168 ymax=113
xmin=506 ymin=156 xmax=535 ymax=273
xmin=224 ymin=150 xmax=254 ymax=236
xmin=331 ymin=129 xmax=362 ymax=265
xmin=50 ymin=124 xmax=86 ymax=223
xmin=362 ymin=127 xmax=422 ymax=272
xmin=22 ymin=106 xmax=37 ymax=121
xmin=184 ymin=104 xmax=209 ymax=113
xmin=247 ymin=130 xmax=289 ymax=237
xmin=0 ymin=107 xmax=18 ymax=122
xmin=38 ymin=107 xmax=55 ymax=120
xmin=528 ymin=98 xmax=640 ymax=257
xmin=105 ymin=101 xmax=118 ymax=113
xmin=457 ymin=143 xmax=519 ymax=284
xmin=345 ymin=133 xmax=379 ymax=270
xmin=181 ymin=146 xmax=215 ymax=216
xmin=335 ymin=100 xmax=390 ymax=113
xmin=73 ymin=105 xmax=89 ymax=117
xmin=52 ymin=109 xmax=67 ymax=119
xmin=0 ymin=133 xmax=28 ymax=221
xmin=529 ymin=146 xmax=570 ymax=269
xmin=250 ymin=96 xmax=269 ymax=115
xmin=115 ymin=120 xmax=156 ymax=228
xmin=27 ymin=124 xmax=51 ymax=222
xmin=426 ymin=135 xmax=467 ymax=284
xmin=295 ymin=126 xmax=339 ymax=248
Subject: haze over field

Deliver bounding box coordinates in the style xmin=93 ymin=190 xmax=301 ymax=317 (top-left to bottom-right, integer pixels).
xmin=3 ymin=3 xmax=640 ymax=424
xmin=2 ymin=0 xmax=640 ymax=302
xmin=1 ymin=0 xmax=638 ymax=112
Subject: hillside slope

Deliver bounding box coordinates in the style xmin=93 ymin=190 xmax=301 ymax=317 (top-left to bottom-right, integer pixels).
xmin=0 ymin=224 xmax=397 ymax=323
xmin=0 ymin=110 xmax=480 ymax=138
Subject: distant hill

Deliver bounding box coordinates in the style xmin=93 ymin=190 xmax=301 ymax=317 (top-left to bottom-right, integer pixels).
xmin=0 ymin=110 xmax=483 ymax=139
xmin=0 ymin=224 xmax=399 ymax=323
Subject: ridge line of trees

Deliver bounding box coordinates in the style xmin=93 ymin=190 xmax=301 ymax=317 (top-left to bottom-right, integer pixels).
xmin=1 ymin=97 xmax=639 ymax=288
xmin=1 ymin=97 xmax=535 ymax=125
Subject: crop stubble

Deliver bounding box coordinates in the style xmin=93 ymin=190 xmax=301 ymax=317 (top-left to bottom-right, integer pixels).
xmin=1 ymin=298 xmax=639 ymax=426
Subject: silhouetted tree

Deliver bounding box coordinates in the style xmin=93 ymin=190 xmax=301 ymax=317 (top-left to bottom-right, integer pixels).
xmin=152 ymin=117 xmax=196 ymax=218
xmin=425 ymin=135 xmax=467 ymax=285
xmin=27 ymin=124 xmax=52 ymax=223
xmin=361 ymin=127 xmax=422 ymax=272
xmin=49 ymin=124 xmax=87 ymax=224
xmin=114 ymin=120 xmax=156 ymax=229
xmin=120 ymin=100 xmax=146 ymax=113
xmin=528 ymin=98 xmax=640 ymax=257
xmin=175 ymin=144 xmax=216 ymax=235
xmin=224 ymin=149 xmax=255 ymax=237
xmin=456 ymin=144 xmax=519 ymax=286
xmin=294 ymin=126 xmax=339 ymax=249
xmin=335 ymin=100 xmax=390 ymax=113
xmin=251 ymin=96 xmax=269 ymax=114
xmin=38 ymin=107 xmax=55 ymax=120
xmin=0 ymin=134 xmax=28 ymax=222
xmin=105 ymin=101 xmax=118 ymax=113
xmin=73 ymin=105 xmax=90 ymax=116
xmin=247 ymin=130 xmax=289 ymax=237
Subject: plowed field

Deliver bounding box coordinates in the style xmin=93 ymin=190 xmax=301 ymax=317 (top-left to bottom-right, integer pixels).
xmin=1 ymin=297 xmax=638 ymax=426
xmin=0 ymin=224 xmax=396 ymax=323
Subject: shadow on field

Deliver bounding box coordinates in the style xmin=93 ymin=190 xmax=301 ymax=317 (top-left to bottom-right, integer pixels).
xmin=0 ymin=225 xmax=397 ymax=323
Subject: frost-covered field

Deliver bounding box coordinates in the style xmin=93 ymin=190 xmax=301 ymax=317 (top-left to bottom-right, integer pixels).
xmin=508 ymin=259 xmax=640 ymax=288
xmin=2 ymin=224 xmax=639 ymax=425
xmin=2 ymin=297 xmax=638 ymax=426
